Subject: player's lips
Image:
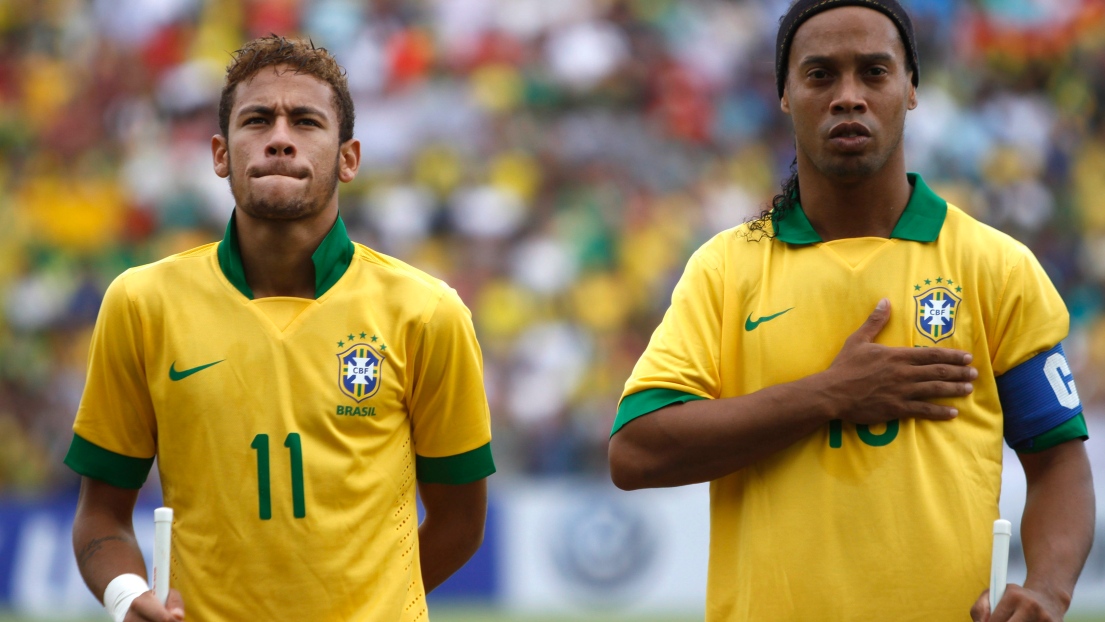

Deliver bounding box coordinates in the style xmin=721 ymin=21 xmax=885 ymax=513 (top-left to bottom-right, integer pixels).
xmin=249 ymin=168 xmax=308 ymax=179
xmin=827 ymin=122 xmax=872 ymax=152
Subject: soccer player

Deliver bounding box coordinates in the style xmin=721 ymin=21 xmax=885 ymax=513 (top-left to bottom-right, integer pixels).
xmin=66 ymin=36 xmax=495 ymax=622
xmin=608 ymin=2 xmax=1095 ymax=621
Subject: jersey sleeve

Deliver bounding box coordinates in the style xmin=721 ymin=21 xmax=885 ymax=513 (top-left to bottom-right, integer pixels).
xmin=63 ymin=274 xmax=157 ymax=488
xmin=990 ymin=250 xmax=1086 ymax=451
xmin=407 ymin=287 xmax=495 ymax=485
xmin=612 ymin=249 xmax=723 ymax=435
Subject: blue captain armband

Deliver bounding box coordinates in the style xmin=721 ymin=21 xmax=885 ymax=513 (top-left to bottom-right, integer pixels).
xmin=998 ymin=342 xmax=1084 ymax=450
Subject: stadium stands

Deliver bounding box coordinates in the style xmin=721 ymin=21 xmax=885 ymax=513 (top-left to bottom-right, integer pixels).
xmin=0 ymin=0 xmax=1102 ymax=494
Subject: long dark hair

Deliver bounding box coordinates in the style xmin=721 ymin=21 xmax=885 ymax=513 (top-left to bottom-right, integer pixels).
xmin=746 ymin=157 xmax=799 ymax=240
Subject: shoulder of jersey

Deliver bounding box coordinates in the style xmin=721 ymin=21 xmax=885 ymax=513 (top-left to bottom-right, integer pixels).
xmin=944 ymin=203 xmax=1038 ymax=264
xmin=112 ymin=242 xmax=220 ymax=289
xmin=688 ymin=222 xmax=774 ymax=273
xmin=351 ymin=242 xmax=452 ymax=296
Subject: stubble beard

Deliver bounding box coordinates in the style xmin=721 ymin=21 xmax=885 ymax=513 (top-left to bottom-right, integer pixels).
xmin=818 ymin=129 xmax=903 ymax=181
xmin=799 ymin=115 xmax=907 ymax=183
xmin=227 ymin=153 xmax=341 ymax=221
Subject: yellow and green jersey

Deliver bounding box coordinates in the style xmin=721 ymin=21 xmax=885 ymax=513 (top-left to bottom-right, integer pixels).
xmin=66 ymin=214 xmax=495 ymax=622
xmin=614 ymin=174 xmax=1086 ymax=621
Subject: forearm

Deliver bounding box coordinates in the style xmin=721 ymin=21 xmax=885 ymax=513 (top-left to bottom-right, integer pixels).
xmin=74 ymin=520 xmax=147 ymax=602
xmin=417 ymin=516 xmax=481 ymax=592
xmin=609 ymin=373 xmax=838 ymax=489
xmin=1019 ymin=441 xmax=1096 ymax=611
xmin=417 ymin=480 xmax=487 ymax=593
xmin=72 ymin=478 xmax=146 ymax=602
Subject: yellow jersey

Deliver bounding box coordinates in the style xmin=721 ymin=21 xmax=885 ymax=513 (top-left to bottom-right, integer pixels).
xmin=614 ymin=174 xmax=1086 ymax=621
xmin=66 ymin=214 xmax=495 ymax=622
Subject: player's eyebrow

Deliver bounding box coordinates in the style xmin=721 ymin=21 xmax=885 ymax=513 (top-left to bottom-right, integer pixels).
xmin=236 ymin=104 xmax=329 ymax=119
xmin=237 ymin=104 xmax=274 ymax=118
xmin=799 ymin=52 xmax=897 ymax=68
xmin=289 ymin=105 xmax=329 ymax=119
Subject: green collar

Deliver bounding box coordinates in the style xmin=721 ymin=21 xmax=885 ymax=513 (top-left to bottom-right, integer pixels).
xmin=772 ymin=173 xmax=947 ymax=245
xmin=217 ymin=211 xmax=355 ymax=299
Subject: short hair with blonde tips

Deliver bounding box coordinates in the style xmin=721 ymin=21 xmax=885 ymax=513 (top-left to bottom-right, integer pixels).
xmin=218 ymin=35 xmax=355 ymax=144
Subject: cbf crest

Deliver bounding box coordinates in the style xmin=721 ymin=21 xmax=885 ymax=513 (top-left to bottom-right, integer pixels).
xmin=337 ymin=339 xmax=387 ymax=402
xmin=913 ymin=279 xmax=962 ymax=343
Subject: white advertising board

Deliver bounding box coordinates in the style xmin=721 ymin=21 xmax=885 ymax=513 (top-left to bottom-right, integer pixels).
xmin=498 ymin=479 xmax=710 ymax=616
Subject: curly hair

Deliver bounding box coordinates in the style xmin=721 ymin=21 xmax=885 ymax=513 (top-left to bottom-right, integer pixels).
xmin=218 ymin=35 xmax=355 ymax=144
xmin=746 ymin=157 xmax=799 ymax=240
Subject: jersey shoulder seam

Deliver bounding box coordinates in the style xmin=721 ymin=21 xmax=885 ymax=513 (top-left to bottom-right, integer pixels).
xmin=988 ymin=245 xmax=1044 ymax=358
xmin=115 ymin=243 xmax=220 ymax=288
xmin=351 ymin=243 xmax=455 ymax=325
xmin=352 ymin=243 xmax=450 ymax=294
xmin=946 ymin=207 xmax=1034 ymax=351
xmin=692 ymin=226 xmax=751 ymax=272
xmin=110 ymin=268 xmax=149 ymax=380
xmin=946 ymin=205 xmax=1036 ymax=259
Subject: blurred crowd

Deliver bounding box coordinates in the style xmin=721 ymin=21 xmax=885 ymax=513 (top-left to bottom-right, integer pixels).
xmin=1 ymin=0 xmax=1103 ymax=494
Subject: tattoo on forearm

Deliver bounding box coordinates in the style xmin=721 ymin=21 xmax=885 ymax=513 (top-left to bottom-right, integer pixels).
xmin=77 ymin=535 xmax=127 ymax=567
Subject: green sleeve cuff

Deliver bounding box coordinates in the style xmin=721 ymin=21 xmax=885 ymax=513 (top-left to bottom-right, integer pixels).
xmin=1014 ymin=413 xmax=1089 ymax=454
xmin=611 ymin=388 xmax=707 ymax=437
xmin=63 ymin=433 xmax=154 ymax=489
xmin=416 ymin=442 xmax=496 ymax=484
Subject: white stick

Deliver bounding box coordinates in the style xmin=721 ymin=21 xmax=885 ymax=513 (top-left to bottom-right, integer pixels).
xmin=153 ymin=507 xmax=173 ymax=604
xmin=990 ymin=519 xmax=1011 ymax=613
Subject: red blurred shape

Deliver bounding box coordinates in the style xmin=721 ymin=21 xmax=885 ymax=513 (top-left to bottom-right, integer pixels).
xmin=123 ymin=205 xmax=159 ymax=242
xmin=142 ymin=23 xmax=189 ymax=79
xmin=247 ymin=0 xmax=300 ymax=40
xmin=387 ymin=28 xmax=435 ymax=86
xmin=965 ymin=2 xmax=1105 ymax=60
xmin=650 ymin=62 xmax=713 ymax=144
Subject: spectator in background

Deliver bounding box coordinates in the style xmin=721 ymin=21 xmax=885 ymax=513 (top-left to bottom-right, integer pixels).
xmin=0 ymin=0 xmax=1103 ymax=493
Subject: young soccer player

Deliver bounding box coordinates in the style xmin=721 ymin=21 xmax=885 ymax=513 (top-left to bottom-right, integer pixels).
xmin=66 ymin=36 xmax=495 ymax=622
xmin=608 ymin=2 xmax=1095 ymax=621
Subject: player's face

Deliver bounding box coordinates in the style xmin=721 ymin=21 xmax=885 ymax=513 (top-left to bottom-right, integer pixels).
xmin=212 ymin=65 xmax=359 ymax=221
xmin=781 ymin=7 xmax=917 ymax=181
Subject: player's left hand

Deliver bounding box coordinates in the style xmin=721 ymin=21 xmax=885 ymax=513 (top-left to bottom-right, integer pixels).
xmin=970 ymin=585 xmax=1065 ymax=622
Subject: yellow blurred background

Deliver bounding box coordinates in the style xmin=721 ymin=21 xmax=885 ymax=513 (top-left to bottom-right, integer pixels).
xmin=1 ymin=0 xmax=1104 ymax=616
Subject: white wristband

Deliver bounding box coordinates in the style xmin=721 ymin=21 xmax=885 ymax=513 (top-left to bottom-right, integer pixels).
xmin=103 ymin=573 xmax=150 ymax=622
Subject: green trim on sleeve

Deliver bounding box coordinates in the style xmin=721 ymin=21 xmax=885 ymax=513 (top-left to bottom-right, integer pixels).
xmin=63 ymin=433 xmax=154 ymax=489
xmin=611 ymin=388 xmax=707 ymax=437
xmin=1014 ymin=413 xmax=1089 ymax=454
xmin=416 ymin=443 xmax=496 ymax=485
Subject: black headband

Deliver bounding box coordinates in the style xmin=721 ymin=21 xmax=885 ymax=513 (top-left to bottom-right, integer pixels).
xmin=775 ymin=0 xmax=920 ymax=99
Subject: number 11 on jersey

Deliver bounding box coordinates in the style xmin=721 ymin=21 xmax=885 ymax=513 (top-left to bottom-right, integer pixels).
xmin=250 ymin=433 xmax=306 ymax=520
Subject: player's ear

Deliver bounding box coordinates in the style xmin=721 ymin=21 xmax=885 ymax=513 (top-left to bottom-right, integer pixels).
xmin=212 ymin=135 xmax=230 ymax=179
xmin=780 ymin=89 xmax=791 ymax=114
xmin=338 ymin=138 xmax=360 ymax=183
xmin=907 ymin=80 xmax=918 ymax=111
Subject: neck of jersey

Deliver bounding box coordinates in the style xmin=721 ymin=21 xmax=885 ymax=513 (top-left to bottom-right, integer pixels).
xmin=216 ymin=210 xmax=355 ymax=300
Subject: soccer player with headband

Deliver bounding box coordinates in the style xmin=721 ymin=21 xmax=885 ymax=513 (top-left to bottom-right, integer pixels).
xmin=609 ymin=1 xmax=1095 ymax=620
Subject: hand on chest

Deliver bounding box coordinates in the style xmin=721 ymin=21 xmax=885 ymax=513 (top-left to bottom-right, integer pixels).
xmin=730 ymin=241 xmax=979 ymax=384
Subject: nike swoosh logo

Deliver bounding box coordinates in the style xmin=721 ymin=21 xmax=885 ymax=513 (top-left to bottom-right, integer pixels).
xmin=169 ymin=360 xmax=224 ymax=381
xmin=745 ymin=308 xmax=794 ymax=331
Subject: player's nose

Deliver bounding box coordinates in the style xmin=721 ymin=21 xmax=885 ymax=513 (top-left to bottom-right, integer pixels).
xmin=830 ymin=74 xmax=868 ymax=114
xmin=265 ymin=117 xmax=296 ymax=157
